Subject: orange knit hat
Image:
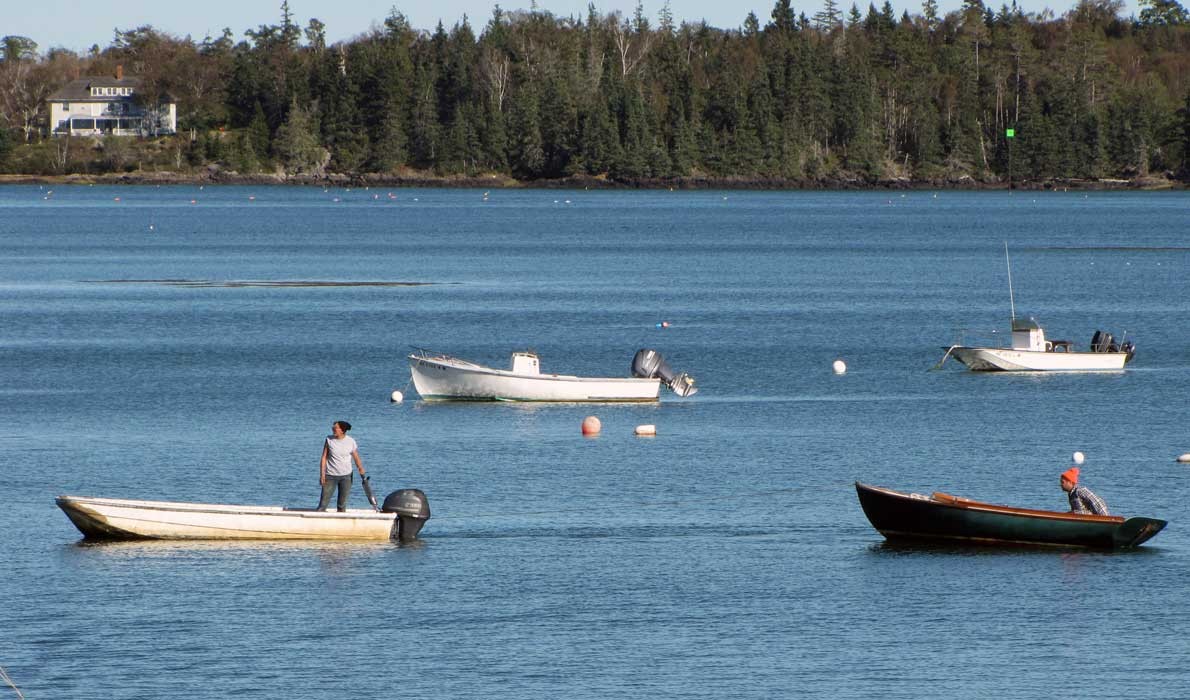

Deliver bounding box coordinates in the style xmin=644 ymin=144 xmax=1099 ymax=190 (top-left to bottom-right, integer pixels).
xmin=1061 ymin=467 xmax=1080 ymax=484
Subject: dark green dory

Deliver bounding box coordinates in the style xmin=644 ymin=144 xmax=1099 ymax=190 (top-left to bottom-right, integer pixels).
xmin=856 ymin=482 xmax=1166 ymax=549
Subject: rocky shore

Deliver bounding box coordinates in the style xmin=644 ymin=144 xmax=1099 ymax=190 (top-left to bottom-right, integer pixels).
xmin=0 ymin=169 xmax=1182 ymax=191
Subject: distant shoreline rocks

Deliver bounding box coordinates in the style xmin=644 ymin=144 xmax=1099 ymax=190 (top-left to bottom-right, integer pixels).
xmin=0 ymin=169 xmax=1181 ymax=191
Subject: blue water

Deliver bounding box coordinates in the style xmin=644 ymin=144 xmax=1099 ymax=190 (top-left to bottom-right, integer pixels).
xmin=2 ymin=185 xmax=1189 ymax=698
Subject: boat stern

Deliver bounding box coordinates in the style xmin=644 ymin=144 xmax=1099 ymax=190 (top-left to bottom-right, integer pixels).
xmin=1114 ymin=517 xmax=1166 ymax=549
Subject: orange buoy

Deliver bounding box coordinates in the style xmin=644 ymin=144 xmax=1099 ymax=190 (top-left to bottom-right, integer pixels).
xmin=581 ymin=416 xmax=601 ymax=436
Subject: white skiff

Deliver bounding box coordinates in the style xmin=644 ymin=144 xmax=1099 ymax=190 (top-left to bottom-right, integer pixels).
xmin=57 ymin=491 xmax=430 ymax=541
xmin=408 ymin=348 xmax=696 ymax=402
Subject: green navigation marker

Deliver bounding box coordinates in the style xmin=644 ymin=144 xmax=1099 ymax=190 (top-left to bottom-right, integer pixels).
xmin=1006 ymin=128 xmax=1015 ymax=138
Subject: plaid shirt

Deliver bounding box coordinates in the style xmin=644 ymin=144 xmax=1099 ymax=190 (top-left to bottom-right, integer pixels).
xmin=1068 ymin=485 xmax=1109 ymax=515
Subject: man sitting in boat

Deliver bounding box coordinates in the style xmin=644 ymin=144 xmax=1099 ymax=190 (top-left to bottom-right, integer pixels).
xmin=1060 ymin=467 xmax=1109 ymax=515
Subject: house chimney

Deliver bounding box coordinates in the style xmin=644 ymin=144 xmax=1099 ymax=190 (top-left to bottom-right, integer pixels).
xmin=116 ymin=64 xmax=123 ymax=80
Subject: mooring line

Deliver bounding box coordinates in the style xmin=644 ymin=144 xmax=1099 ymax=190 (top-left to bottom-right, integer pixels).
xmin=0 ymin=666 xmax=25 ymax=700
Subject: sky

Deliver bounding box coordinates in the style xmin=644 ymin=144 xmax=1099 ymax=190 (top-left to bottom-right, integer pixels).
xmin=5 ymin=0 xmax=1141 ymax=54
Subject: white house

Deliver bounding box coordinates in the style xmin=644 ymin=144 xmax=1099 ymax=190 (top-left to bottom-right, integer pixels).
xmin=47 ymin=65 xmax=176 ymax=137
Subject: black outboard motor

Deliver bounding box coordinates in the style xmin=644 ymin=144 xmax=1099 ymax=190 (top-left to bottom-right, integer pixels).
xmin=382 ymin=489 xmax=431 ymax=541
xmin=1091 ymin=330 xmax=1114 ymax=353
xmin=631 ymin=349 xmax=698 ymax=397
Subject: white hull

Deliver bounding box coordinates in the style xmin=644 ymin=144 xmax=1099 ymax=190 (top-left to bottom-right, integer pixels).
xmin=950 ymin=347 xmax=1128 ymax=372
xmin=409 ymin=354 xmax=661 ymax=402
xmin=57 ymin=496 xmax=404 ymax=540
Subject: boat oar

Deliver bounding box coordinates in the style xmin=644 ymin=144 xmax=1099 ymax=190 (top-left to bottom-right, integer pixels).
xmin=931 ymin=345 xmax=958 ymax=371
xmin=360 ymin=473 xmax=380 ymax=512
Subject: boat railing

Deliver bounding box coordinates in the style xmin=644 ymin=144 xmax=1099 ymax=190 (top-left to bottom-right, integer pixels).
xmin=946 ymin=328 xmax=1011 ymax=349
xmin=409 ymin=346 xmax=471 ymax=363
xmin=408 ymin=347 xmax=494 ymax=371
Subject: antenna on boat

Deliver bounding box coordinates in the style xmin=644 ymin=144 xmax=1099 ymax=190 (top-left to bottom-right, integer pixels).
xmin=1004 ymin=241 xmax=1016 ymax=322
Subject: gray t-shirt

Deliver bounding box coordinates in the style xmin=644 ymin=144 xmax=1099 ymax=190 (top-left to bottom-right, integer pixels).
xmin=324 ymin=435 xmax=358 ymax=476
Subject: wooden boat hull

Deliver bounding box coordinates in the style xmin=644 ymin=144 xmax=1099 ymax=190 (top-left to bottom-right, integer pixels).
xmin=409 ymin=354 xmax=661 ymax=402
xmin=855 ymin=482 xmax=1165 ymax=549
xmin=57 ymin=496 xmax=428 ymax=541
xmin=949 ymin=346 xmax=1128 ymax=371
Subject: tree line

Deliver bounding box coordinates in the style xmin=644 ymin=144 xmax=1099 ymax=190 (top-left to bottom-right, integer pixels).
xmin=0 ymin=0 xmax=1188 ymax=184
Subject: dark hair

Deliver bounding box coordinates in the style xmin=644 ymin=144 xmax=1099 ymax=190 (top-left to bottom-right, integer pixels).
xmin=334 ymin=421 xmax=352 ymax=432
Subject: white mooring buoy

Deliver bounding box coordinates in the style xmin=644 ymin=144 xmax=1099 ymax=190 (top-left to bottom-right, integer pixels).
xmin=1176 ymin=453 xmax=1190 ymax=464
xmin=634 ymin=424 xmax=657 ymax=437
xmin=832 ymin=359 xmax=847 ymax=375
xmin=390 ymin=390 xmax=404 ymax=403
xmin=1072 ymin=451 xmax=1085 ymax=465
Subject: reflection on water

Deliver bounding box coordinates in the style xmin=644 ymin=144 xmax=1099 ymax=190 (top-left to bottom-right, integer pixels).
xmin=865 ymin=540 xmax=1152 ymax=557
xmin=63 ymin=537 xmax=424 ymax=558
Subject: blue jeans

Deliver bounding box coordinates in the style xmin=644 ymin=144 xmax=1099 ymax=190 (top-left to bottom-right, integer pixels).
xmin=318 ymin=473 xmax=353 ymax=512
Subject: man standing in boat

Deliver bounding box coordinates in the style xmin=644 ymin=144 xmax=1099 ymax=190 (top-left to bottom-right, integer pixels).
xmin=1060 ymin=467 xmax=1109 ymax=515
xmin=318 ymin=421 xmax=365 ymax=512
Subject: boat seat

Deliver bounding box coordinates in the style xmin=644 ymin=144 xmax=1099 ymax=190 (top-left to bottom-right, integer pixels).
xmin=1049 ymin=340 xmax=1072 ymax=352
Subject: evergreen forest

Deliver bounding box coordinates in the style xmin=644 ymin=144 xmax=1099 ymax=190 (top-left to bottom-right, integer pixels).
xmin=1 ymin=0 xmax=1188 ymax=186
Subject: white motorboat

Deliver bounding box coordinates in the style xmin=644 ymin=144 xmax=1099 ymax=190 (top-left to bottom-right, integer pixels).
xmin=56 ymin=490 xmax=430 ymax=541
xmin=939 ymin=244 xmax=1134 ymax=372
xmin=408 ymin=348 xmax=697 ymax=402
xmin=943 ymin=320 xmax=1134 ymax=371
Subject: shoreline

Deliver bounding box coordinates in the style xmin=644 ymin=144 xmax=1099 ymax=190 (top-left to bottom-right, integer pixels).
xmin=0 ymin=170 xmax=1182 ymax=191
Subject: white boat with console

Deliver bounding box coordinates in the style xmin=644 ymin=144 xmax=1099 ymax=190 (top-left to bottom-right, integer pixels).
xmin=56 ymin=489 xmax=431 ymax=541
xmin=943 ymin=320 xmax=1134 ymax=371
xmin=939 ymin=244 xmax=1135 ymax=372
xmin=408 ymin=348 xmax=697 ymax=402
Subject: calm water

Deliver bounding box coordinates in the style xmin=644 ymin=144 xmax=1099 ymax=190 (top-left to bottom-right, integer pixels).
xmin=1 ymin=185 xmax=1189 ymax=698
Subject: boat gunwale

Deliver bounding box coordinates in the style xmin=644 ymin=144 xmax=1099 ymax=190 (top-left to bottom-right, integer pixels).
xmin=857 ymin=483 xmax=1126 ymax=524
xmin=948 ymin=345 xmax=1131 ymax=360
xmin=56 ymin=496 xmax=397 ymax=520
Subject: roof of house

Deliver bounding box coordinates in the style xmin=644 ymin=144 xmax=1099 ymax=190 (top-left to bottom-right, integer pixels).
xmin=47 ymin=77 xmax=144 ymax=102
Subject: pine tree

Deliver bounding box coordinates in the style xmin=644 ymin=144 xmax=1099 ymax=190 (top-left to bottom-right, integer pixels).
xmin=273 ymin=98 xmax=326 ymax=173
xmin=509 ymin=84 xmax=545 ymax=177
xmin=814 ymin=0 xmax=844 ymax=30
xmin=248 ymin=101 xmax=272 ymax=162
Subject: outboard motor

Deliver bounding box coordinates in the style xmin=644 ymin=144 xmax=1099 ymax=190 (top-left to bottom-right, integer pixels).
xmin=1091 ymin=330 xmax=1114 ymax=353
xmin=382 ymin=489 xmax=431 ymax=541
xmin=631 ymin=349 xmax=698 ymax=397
